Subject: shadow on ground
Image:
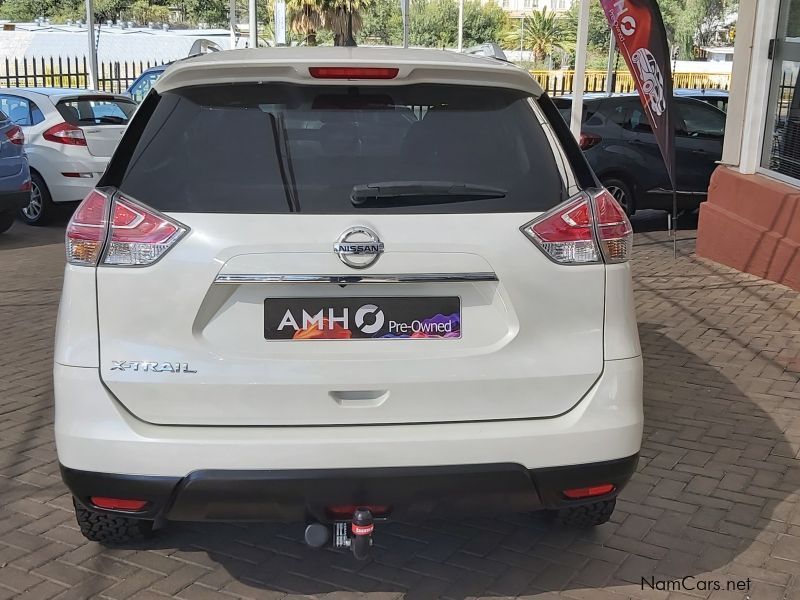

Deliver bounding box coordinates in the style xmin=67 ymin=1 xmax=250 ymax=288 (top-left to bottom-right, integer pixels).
xmin=86 ymin=323 xmax=798 ymax=599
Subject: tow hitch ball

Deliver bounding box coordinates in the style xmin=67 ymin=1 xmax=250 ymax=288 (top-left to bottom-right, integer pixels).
xmin=304 ymin=507 xmax=374 ymax=560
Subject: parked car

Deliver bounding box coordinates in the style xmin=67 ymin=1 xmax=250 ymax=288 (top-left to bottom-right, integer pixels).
xmin=125 ymin=64 xmax=168 ymax=103
xmin=56 ymin=48 xmax=643 ymax=554
xmin=553 ymin=93 xmax=726 ymax=215
xmin=0 ymin=109 xmax=31 ymax=233
xmin=0 ymin=89 xmax=136 ymax=224
xmin=674 ymin=88 xmax=729 ymax=113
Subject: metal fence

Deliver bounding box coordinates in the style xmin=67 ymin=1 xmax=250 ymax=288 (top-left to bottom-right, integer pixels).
xmin=0 ymin=57 xmax=164 ymax=93
xmin=0 ymin=57 xmax=733 ymax=96
xmin=531 ymin=70 xmax=732 ymax=96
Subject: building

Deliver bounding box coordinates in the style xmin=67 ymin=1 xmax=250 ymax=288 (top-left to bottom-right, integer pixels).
xmin=696 ymin=0 xmax=800 ymax=291
xmin=495 ymin=0 xmax=573 ymax=19
xmin=0 ymin=22 xmax=247 ymax=64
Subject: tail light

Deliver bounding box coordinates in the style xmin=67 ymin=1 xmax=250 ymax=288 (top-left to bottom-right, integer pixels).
xmin=66 ymin=189 xmax=108 ymax=265
xmin=5 ymin=124 xmax=24 ymax=145
xmin=66 ymin=190 xmax=187 ymax=267
xmin=579 ymin=132 xmax=602 ymax=150
xmin=43 ymin=122 xmax=87 ymax=146
xmin=521 ymin=188 xmax=632 ymax=265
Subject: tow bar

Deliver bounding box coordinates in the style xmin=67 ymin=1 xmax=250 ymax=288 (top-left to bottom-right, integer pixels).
xmin=304 ymin=507 xmax=375 ymax=560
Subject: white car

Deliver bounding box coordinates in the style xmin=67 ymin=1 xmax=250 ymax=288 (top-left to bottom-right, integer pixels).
xmin=0 ymin=88 xmax=135 ymax=225
xmin=54 ymin=48 xmax=643 ymax=557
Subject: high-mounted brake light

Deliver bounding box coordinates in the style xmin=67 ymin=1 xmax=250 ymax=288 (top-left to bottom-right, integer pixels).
xmin=66 ymin=190 xmax=187 ymax=267
xmin=43 ymin=122 xmax=87 ymax=146
xmin=5 ymin=124 xmax=24 ymax=145
xmin=521 ymin=188 xmax=632 ymax=265
xmin=309 ymin=67 xmax=399 ymax=80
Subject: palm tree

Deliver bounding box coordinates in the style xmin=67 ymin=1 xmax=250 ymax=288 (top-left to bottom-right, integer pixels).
xmin=286 ymin=0 xmax=324 ymax=45
xmin=323 ymin=0 xmax=374 ymax=46
xmin=502 ymin=7 xmax=567 ymax=65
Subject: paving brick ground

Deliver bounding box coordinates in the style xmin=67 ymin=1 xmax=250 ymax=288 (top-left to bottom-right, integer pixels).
xmin=0 ymin=215 xmax=799 ymax=600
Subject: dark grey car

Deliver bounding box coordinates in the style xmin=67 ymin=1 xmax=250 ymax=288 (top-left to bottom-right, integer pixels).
xmin=553 ymin=94 xmax=726 ymax=215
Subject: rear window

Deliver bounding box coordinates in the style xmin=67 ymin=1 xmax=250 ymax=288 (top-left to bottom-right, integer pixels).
xmin=118 ymin=83 xmax=566 ymax=214
xmin=57 ymin=97 xmax=136 ymax=126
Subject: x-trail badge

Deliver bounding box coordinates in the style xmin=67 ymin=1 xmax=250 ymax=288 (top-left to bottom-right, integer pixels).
xmin=333 ymin=227 xmax=384 ymax=269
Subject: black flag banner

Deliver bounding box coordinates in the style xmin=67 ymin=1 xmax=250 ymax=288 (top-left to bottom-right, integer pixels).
xmin=599 ymin=0 xmax=677 ymax=197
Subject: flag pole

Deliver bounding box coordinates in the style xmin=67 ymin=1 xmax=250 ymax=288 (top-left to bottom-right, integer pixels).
xmin=457 ymin=0 xmax=464 ymax=52
xmin=570 ymin=0 xmax=590 ymax=141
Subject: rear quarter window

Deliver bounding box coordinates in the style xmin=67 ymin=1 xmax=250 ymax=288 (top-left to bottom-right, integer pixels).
xmin=115 ymin=83 xmax=567 ymax=214
xmin=57 ymin=97 xmax=136 ymax=126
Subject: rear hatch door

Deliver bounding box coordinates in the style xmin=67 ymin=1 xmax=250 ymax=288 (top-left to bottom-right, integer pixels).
xmin=96 ymin=81 xmax=606 ymax=426
xmin=56 ymin=95 xmax=134 ymax=157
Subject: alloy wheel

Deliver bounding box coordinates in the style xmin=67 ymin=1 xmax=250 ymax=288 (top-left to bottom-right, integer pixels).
xmin=606 ymin=185 xmax=628 ymax=212
xmin=23 ymin=182 xmax=43 ymax=222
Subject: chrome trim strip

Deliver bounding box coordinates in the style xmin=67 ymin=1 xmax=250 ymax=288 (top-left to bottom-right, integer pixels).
xmin=214 ymin=273 xmax=499 ymax=285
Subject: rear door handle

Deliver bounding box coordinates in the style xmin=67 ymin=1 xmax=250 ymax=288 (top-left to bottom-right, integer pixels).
xmin=691 ymin=149 xmax=708 ymax=155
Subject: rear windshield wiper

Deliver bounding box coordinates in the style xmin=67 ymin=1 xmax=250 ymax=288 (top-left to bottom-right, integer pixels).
xmin=351 ymin=181 xmax=507 ymax=207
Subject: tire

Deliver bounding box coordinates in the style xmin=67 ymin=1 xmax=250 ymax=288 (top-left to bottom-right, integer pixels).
xmin=73 ymin=498 xmax=155 ymax=544
xmin=21 ymin=172 xmax=54 ymax=226
xmin=554 ymin=498 xmax=616 ymax=528
xmin=602 ymin=177 xmax=635 ymax=217
xmin=0 ymin=211 xmax=15 ymax=234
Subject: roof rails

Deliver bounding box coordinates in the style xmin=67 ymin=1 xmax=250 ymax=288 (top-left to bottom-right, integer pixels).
xmin=463 ymin=43 xmax=509 ymax=62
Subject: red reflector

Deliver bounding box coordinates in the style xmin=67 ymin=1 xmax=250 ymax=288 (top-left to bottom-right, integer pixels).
xmin=309 ymin=67 xmax=399 ymax=80
xmin=90 ymin=497 xmax=148 ymax=511
xmin=562 ymin=484 xmax=615 ymax=499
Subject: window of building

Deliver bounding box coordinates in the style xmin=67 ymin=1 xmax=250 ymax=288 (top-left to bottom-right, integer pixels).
xmin=524 ymin=0 xmax=531 ymax=8
xmin=763 ymin=0 xmax=800 ymax=180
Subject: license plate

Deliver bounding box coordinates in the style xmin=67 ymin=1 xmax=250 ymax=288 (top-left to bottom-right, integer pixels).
xmin=264 ymin=297 xmax=461 ymax=340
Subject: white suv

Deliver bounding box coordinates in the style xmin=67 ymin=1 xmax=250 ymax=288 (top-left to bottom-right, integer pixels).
xmin=54 ymin=48 xmax=643 ymax=554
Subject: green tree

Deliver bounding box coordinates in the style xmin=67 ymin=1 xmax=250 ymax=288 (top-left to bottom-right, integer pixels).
xmin=502 ymin=7 xmax=567 ymax=64
xmin=286 ymin=0 xmax=323 ymax=44
xmin=462 ymin=0 xmax=507 ymax=47
xmin=359 ymin=0 xmax=402 ymax=45
xmin=409 ymin=0 xmax=457 ymax=48
xmin=562 ymin=0 xmax=610 ymax=52
xmin=672 ymin=0 xmax=737 ymax=58
xmin=322 ymin=0 xmax=375 ymax=46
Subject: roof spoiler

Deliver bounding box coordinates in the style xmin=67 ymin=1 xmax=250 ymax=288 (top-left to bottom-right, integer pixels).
xmin=463 ymin=43 xmax=508 ymax=62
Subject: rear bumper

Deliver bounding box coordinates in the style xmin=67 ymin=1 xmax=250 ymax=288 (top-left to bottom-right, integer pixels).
xmin=62 ymin=455 xmax=638 ymax=522
xmin=0 ymin=189 xmax=30 ymax=213
xmin=55 ymin=356 xmax=643 ymax=476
